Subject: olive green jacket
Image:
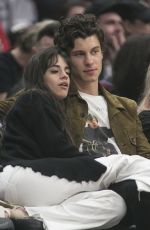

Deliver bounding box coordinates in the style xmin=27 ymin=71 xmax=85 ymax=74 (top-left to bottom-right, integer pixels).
xmin=65 ymin=83 xmax=150 ymax=158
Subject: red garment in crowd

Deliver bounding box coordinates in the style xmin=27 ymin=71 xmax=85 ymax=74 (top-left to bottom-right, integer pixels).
xmin=0 ymin=23 xmax=10 ymax=52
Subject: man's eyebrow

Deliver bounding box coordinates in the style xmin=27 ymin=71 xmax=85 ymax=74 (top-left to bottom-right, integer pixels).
xmin=72 ymin=46 xmax=101 ymax=52
xmin=92 ymin=46 xmax=101 ymax=49
xmin=71 ymin=50 xmax=84 ymax=53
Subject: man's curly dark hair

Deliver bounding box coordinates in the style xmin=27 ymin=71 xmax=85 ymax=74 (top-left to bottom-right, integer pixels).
xmin=54 ymin=14 xmax=105 ymax=54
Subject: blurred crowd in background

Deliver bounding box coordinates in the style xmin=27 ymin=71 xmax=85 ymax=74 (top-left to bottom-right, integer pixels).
xmin=0 ymin=0 xmax=150 ymax=103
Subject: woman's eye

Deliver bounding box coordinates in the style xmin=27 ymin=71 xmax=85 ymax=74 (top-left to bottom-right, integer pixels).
xmin=50 ymin=70 xmax=58 ymax=73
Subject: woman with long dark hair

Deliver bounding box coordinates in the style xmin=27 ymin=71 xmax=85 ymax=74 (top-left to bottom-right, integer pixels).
xmin=0 ymin=47 xmax=117 ymax=230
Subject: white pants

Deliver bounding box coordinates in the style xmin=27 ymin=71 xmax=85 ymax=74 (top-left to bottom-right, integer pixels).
xmin=1 ymin=154 xmax=150 ymax=229
xmin=0 ymin=165 xmax=126 ymax=230
xmin=25 ymin=190 xmax=126 ymax=230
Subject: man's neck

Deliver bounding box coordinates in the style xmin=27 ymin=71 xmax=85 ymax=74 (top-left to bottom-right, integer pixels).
xmin=75 ymin=81 xmax=99 ymax=96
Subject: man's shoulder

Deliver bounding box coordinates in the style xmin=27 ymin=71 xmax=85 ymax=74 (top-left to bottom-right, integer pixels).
xmin=112 ymin=94 xmax=137 ymax=114
xmin=102 ymin=88 xmax=137 ymax=115
xmin=102 ymin=87 xmax=136 ymax=106
xmin=112 ymin=93 xmax=137 ymax=108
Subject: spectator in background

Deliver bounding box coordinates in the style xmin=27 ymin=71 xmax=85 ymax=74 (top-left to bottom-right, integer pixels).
xmin=8 ymin=26 xmax=29 ymax=49
xmin=34 ymin=20 xmax=59 ymax=51
xmin=112 ymin=34 xmax=150 ymax=102
xmin=86 ymin=0 xmax=150 ymax=91
xmin=0 ymin=23 xmax=10 ymax=52
xmin=86 ymin=0 xmax=126 ymax=91
xmin=9 ymin=19 xmax=59 ymax=49
xmin=0 ymin=0 xmax=37 ymax=33
xmin=33 ymin=0 xmax=67 ymax=21
xmin=64 ymin=0 xmax=91 ymax=17
xmin=0 ymin=20 xmax=59 ymax=100
xmin=118 ymin=0 xmax=150 ymax=37
xmin=143 ymin=0 xmax=150 ymax=6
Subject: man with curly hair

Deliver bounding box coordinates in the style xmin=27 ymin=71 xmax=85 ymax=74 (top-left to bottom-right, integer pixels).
xmin=54 ymin=13 xmax=150 ymax=229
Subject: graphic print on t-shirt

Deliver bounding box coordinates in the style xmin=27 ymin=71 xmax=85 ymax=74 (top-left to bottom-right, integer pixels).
xmin=80 ymin=113 xmax=118 ymax=157
xmin=79 ymin=92 xmax=121 ymax=157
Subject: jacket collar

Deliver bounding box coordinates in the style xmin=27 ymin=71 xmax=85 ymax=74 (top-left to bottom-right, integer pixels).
xmin=100 ymin=86 xmax=125 ymax=109
xmin=100 ymin=85 xmax=127 ymax=118
xmin=68 ymin=80 xmax=127 ymax=115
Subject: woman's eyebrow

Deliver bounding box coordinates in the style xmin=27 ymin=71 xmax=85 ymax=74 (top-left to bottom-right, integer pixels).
xmin=49 ymin=64 xmax=59 ymax=68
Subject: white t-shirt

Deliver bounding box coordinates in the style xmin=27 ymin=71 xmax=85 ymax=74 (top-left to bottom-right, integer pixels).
xmin=79 ymin=91 xmax=122 ymax=157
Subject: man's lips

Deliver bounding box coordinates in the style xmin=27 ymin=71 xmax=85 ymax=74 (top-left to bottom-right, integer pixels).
xmin=83 ymin=68 xmax=97 ymax=73
xmin=83 ymin=68 xmax=97 ymax=74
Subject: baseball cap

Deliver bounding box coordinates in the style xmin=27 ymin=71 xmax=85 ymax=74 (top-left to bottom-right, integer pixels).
xmin=119 ymin=0 xmax=150 ymax=22
xmin=85 ymin=0 xmax=135 ymax=17
xmin=86 ymin=0 xmax=150 ymax=22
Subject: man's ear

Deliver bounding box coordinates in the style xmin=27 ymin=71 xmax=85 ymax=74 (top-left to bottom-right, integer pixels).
xmin=31 ymin=46 xmax=37 ymax=54
xmin=123 ymin=20 xmax=133 ymax=34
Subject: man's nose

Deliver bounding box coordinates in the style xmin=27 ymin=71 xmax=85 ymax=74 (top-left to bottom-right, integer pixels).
xmin=115 ymin=23 xmax=124 ymax=32
xmin=85 ymin=54 xmax=93 ymax=65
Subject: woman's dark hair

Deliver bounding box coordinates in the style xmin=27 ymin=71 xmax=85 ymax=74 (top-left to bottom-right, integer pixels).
xmin=54 ymin=14 xmax=104 ymax=54
xmin=23 ymin=46 xmax=73 ymax=143
xmin=24 ymin=46 xmax=70 ymax=91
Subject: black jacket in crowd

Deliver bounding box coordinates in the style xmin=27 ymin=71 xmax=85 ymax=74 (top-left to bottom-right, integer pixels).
xmin=139 ymin=110 xmax=150 ymax=143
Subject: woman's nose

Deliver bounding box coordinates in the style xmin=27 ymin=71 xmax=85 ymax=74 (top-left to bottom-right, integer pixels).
xmin=60 ymin=70 xmax=69 ymax=79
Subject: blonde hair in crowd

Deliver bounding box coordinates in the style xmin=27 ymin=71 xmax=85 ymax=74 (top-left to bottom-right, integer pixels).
xmin=138 ymin=64 xmax=150 ymax=113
